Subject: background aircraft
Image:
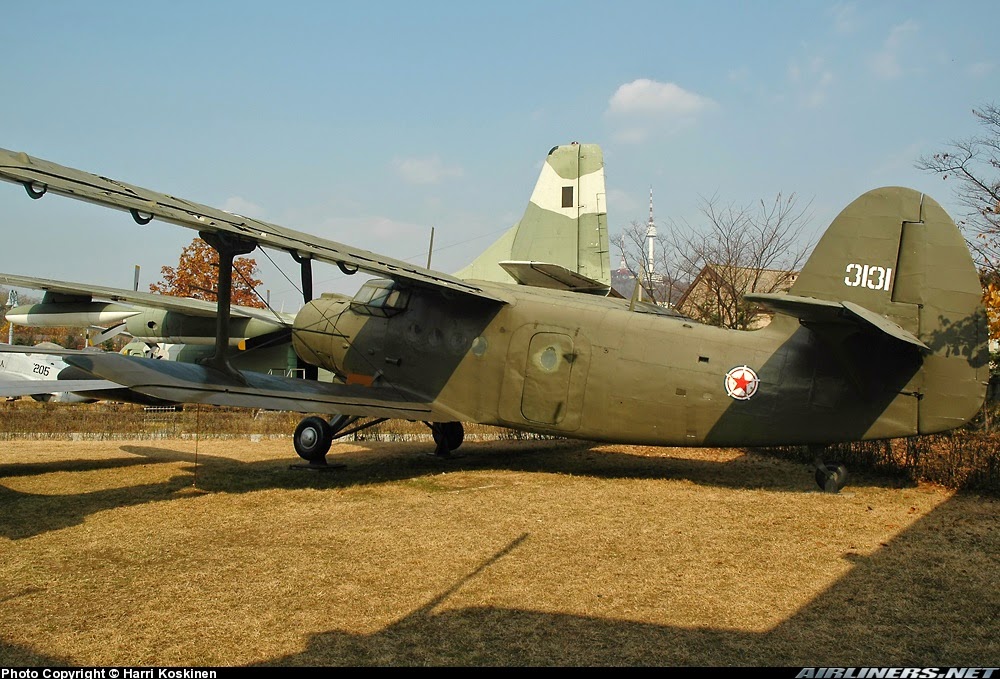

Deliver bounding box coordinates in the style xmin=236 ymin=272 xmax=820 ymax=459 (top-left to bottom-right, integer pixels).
xmin=0 ymin=143 xmax=988 ymax=492
xmin=1 ymin=272 xmax=300 ymax=376
xmin=0 ymin=342 xmax=113 ymax=403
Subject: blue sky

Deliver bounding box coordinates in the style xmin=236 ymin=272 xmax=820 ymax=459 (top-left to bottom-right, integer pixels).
xmin=0 ymin=1 xmax=996 ymax=310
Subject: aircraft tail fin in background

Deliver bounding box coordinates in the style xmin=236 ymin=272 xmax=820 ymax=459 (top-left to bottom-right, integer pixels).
xmin=760 ymin=186 xmax=988 ymax=434
xmin=456 ymin=142 xmax=610 ymax=293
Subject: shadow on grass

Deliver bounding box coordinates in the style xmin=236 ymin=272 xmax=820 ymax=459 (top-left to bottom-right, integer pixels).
xmin=255 ymin=493 xmax=997 ymax=666
xmin=0 ymin=443 xmax=995 ymax=666
xmin=0 ymin=439 xmax=916 ymax=540
xmin=0 ymin=640 xmax=72 ymax=666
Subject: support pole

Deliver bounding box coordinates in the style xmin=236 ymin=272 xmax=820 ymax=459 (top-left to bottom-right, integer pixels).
xmin=292 ymin=253 xmax=319 ymax=381
xmin=199 ymin=231 xmax=257 ymax=382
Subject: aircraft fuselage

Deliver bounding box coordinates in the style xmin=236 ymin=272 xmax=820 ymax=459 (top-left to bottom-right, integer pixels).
xmin=291 ymin=278 xmax=945 ymax=448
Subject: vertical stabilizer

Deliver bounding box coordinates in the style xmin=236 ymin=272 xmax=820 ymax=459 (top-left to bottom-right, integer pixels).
xmin=456 ymin=143 xmax=609 ymax=290
xmin=789 ymin=187 xmax=988 ymax=433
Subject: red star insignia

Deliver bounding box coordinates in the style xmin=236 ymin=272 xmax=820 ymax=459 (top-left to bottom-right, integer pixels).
xmin=733 ymin=371 xmax=751 ymax=393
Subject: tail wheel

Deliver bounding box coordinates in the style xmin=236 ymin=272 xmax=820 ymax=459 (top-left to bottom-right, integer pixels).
xmin=294 ymin=416 xmax=333 ymax=463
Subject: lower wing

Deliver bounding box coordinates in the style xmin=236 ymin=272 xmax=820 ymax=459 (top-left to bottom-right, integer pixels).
xmin=62 ymin=352 xmax=449 ymax=420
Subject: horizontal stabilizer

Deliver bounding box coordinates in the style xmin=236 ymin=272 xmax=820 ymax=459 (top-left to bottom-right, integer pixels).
xmin=63 ymin=353 xmax=440 ymax=420
xmin=745 ymin=292 xmax=930 ymax=350
xmin=498 ymin=261 xmax=611 ymax=294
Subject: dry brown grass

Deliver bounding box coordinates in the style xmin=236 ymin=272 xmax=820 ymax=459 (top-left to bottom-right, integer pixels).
xmin=0 ymin=433 xmax=996 ymax=667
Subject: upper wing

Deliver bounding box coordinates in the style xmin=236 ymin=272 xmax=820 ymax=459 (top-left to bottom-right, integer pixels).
xmin=0 ymin=272 xmax=293 ymax=325
xmin=0 ymin=148 xmax=508 ymax=304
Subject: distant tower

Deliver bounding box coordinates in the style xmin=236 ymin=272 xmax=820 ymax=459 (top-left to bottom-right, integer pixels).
xmin=646 ymin=186 xmax=656 ymax=268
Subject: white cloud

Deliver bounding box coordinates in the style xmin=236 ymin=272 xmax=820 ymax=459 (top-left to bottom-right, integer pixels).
xmin=611 ymin=127 xmax=649 ymax=144
xmin=319 ymin=215 xmax=426 ymax=242
xmin=605 ymin=79 xmax=716 ymax=143
xmin=871 ymin=20 xmax=919 ymax=79
xmin=607 ymin=79 xmax=714 ymax=117
xmin=221 ymin=196 xmax=265 ymax=218
xmin=391 ymin=155 xmax=464 ymax=185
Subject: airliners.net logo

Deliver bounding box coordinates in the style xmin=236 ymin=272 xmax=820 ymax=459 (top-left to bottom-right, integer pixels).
xmin=796 ymin=669 xmax=997 ymax=679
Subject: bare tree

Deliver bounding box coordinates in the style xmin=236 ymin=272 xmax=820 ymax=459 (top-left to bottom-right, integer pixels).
xmin=916 ymin=103 xmax=1000 ymax=275
xmin=613 ymin=220 xmax=688 ymax=306
xmin=671 ymin=192 xmax=814 ymax=329
xmin=615 ymin=193 xmax=814 ymax=326
xmin=917 ymin=103 xmax=1000 ymax=344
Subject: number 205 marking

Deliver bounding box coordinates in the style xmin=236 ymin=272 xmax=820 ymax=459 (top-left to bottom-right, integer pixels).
xmin=844 ymin=263 xmax=893 ymax=291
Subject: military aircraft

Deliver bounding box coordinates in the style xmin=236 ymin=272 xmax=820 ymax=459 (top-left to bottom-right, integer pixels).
xmin=0 ymin=143 xmax=988 ymax=492
xmin=0 ymin=271 xmax=301 ymax=376
xmin=0 ymin=342 xmax=118 ymax=403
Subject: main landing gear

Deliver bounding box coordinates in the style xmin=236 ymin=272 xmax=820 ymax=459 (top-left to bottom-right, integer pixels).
xmin=291 ymin=414 xmax=367 ymax=470
xmin=810 ymin=445 xmax=849 ymax=493
xmin=290 ymin=415 xmax=466 ymax=468
xmin=428 ymin=421 xmax=464 ymax=458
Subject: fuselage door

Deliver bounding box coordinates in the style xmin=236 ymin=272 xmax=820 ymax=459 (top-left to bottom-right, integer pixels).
xmin=521 ymin=332 xmax=576 ymax=424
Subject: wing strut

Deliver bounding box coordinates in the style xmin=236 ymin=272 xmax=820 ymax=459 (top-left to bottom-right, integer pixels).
xmin=292 ymin=253 xmax=314 ymax=303
xmin=199 ymin=230 xmax=257 ymax=383
xmin=291 ymin=252 xmax=320 ymax=381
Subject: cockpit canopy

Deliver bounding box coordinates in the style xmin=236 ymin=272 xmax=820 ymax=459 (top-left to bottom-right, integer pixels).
xmin=350 ymin=279 xmax=410 ymax=318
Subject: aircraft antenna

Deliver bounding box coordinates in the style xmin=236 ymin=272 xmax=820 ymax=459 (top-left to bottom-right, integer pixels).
xmin=133 ymin=265 xmax=140 ymax=292
xmin=426 ymin=227 xmax=435 ymax=269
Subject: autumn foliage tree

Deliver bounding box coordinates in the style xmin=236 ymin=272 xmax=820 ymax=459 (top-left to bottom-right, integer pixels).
xmin=149 ymin=237 xmax=267 ymax=309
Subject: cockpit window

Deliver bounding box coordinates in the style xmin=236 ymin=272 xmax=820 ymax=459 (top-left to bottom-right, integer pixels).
xmin=350 ymin=280 xmax=410 ymax=318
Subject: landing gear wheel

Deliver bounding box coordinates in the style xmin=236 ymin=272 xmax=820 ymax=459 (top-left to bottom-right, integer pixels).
xmin=815 ymin=463 xmax=849 ymax=493
xmin=431 ymin=422 xmax=464 ymax=458
xmin=294 ymin=416 xmax=333 ymax=464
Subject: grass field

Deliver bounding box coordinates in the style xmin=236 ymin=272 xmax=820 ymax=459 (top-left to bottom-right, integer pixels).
xmin=0 ymin=434 xmax=996 ymax=667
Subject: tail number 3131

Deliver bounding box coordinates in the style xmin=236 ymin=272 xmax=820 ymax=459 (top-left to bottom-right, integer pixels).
xmin=844 ymin=263 xmax=893 ymax=291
